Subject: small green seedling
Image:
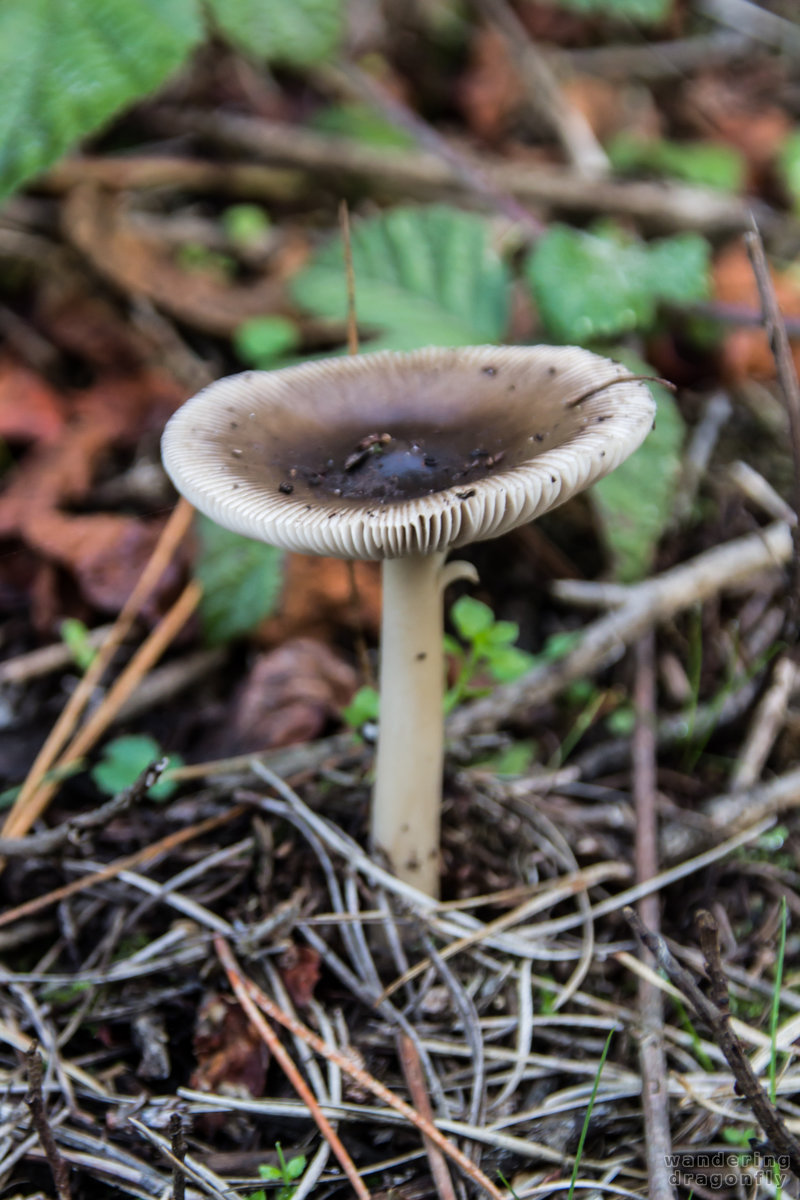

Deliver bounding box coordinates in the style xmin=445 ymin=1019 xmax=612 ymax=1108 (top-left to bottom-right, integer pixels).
xmin=222 ymin=203 xmax=271 ymax=248
xmin=91 ymin=735 xmax=182 ymax=801
xmin=568 ymin=1027 xmax=615 ymax=1200
xmin=343 ymin=597 xmax=537 ymax=731
xmin=445 ymin=595 xmax=536 ymax=713
xmin=177 ymin=242 xmax=236 ymax=280
xmin=250 ymin=1145 xmax=307 ymax=1200
xmin=60 ymin=618 xmax=97 ymax=671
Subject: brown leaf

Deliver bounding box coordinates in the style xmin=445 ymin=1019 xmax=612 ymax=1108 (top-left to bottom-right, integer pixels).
xmin=191 ymin=994 xmax=270 ymax=1097
xmin=458 ymin=26 xmax=524 ymax=142
xmin=0 ymin=371 xmax=184 ymax=541
xmin=0 ymin=358 xmax=65 ymax=444
xmin=713 ymin=243 xmax=800 ymax=382
xmin=261 ymin=555 xmax=381 ymax=644
xmin=681 ymin=71 xmax=791 ymax=183
xmin=23 ymin=510 xmax=181 ymax=614
xmin=63 ymin=185 xmax=285 ymax=335
xmin=225 ymin=637 xmax=358 ymax=754
xmin=277 ymin=944 xmax=321 ymax=1008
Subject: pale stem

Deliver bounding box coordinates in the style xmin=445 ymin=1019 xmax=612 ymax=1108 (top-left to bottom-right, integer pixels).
xmin=371 ymin=551 xmax=448 ymax=897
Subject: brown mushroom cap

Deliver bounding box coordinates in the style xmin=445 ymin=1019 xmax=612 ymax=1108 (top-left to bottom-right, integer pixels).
xmin=161 ymin=345 xmax=656 ymax=559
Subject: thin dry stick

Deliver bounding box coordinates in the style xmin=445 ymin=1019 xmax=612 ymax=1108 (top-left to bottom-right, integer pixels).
xmin=340 ymin=199 xmax=359 ymax=358
xmin=631 ymin=633 xmax=675 ymax=1200
xmin=4 ymin=581 xmax=202 ymax=839
xmin=3 ymin=496 xmax=194 ymax=838
xmin=25 ymin=1044 xmax=72 ymax=1200
xmin=0 ymin=805 xmax=246 ymax=930
xmin=745 ymin=224 xmax=800 ymax=633
xmin=624 ymin=906 xmax=800 ymax=1178
xmin=398 ymin=1033 xmax=457 ymax=1200
xmin=214 ymin=938 xmax=507 ymax=1200
xmin=215 ymin=941 xmax=370 ymax=1200
xmin=328 ymin=62 xmax=542 ymax=234
xmin=730 ymin=655 xmax=798 ymax=790
xmin=381 ymin=861 xmax=628 ymax=1000
xmin=169 ymin=1113 xmax=186 ymax=1200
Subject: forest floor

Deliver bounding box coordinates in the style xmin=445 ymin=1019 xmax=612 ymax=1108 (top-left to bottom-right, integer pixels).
xmin=1 ymin=3 xmax=800 ymax=1199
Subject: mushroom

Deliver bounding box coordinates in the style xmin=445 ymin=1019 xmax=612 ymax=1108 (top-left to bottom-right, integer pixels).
xmin=161 ymin=345 xmax=655 ymax=896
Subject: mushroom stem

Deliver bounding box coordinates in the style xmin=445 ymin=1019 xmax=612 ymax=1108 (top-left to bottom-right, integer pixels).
xmin=372 ymin=551 xmax=449 ymax=897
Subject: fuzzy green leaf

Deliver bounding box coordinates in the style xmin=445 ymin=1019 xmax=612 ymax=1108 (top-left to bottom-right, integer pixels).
xmin=591 ymin=358 xmax=684 ymax=581
xmin=292 ymin=205 xmax=510 ymax=351
xmin=207 ymin=0 xmax=342 ymax=65
xmin=526 ymin=223 xmax=710 ymax=344
xmin=0 ymin=0 xmax=203 ymax=201
xmin=194 ymin=515 xmax=285 ymax=644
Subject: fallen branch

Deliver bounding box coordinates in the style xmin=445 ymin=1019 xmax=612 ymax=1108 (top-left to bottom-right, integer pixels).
xmin=155 ymin=108 xmax=772 ymax=235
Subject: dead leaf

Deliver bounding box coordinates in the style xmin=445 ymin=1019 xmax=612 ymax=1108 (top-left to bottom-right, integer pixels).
xmin=191 ymin=993 xmax=270 ymax=1097
xmin=0 ymin=358 xmax=65 ymax=444
xmin=562 ymin=75 xmax=661 ymax=143
xmin=224 ymin=637 xmax=358 ymax=754
xmin=23 ymin=510 xmax=181 ymax=615
xmin=713 ymin=243 xmax=800 ymax=381
xmin=681 ymin=71 xmax=791 ymax=183
xmin=277 ymin=944 xmax=321 ymax=1008
xmin=63 ymin=185 xmax=286 ymax=335
xmin=261 ymin=555 xmax=381 ymax=644
xmin=458 ymin=26 xmax=524 ymax=141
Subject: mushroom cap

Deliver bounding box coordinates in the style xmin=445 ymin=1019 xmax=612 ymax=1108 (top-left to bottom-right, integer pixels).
xmin=161 ymin=345 xmax=656 ymax=559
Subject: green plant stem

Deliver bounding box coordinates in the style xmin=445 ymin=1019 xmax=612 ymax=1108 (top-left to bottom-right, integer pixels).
xmin=568 ymin=1027 xmax=614 ymax=1200
xmin=769 ymin=896 xmax=788 ymax=1104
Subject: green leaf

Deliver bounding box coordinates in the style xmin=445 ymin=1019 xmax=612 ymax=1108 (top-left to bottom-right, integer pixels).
xmin=481 ymin=619 xmax=520 ymax=647
xmin=207 ymin=0 xmax=343 ymax=65
xmin=526 ymin=223 xmax=710 ymax=344
xmin=591 ymin=357 xmax=684 ymax=581
xmin=194 ymin=515 xmax=285 ymax=644
xmin=91 ymin=735 xmax=182 ymax=800
xmin=778 ymin=130 xmax=800 ymax=214
xmin=310 ymin=102 xmax=415 ymax=150
xmin=608 ymin=133 xmax=745 ymax=192
xmin=475 ymin=739 xmax=536 ymax=776
xmin=450 ymin=595 xmax=495 ymax=641
xmin=0 ymin=0 xmax=203 ymax=201
xmin=60 ymin=618 xmax=97 ymax=671
xmin=284 ymin=1156 xmax=307 ymax=1181
xmin=532 ymin=0 xmax=670 ymax=20
xmin=292 ymin=205 xmax=510 ymax=351
xmin=341 ymin=686 xmax=380 ymax=728
xmin=487 ymin=646 xmax=537 ymax=682
xmin=234 ymin=316 xmax=300 ymax=367
xmin=222 ymin=203 xmax=272 ymax=248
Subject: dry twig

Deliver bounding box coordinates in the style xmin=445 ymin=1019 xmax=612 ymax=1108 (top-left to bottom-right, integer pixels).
xmin=625 ymin=906 xmax=800 ymax=1178
xmin=631 ymin=634 xmax=675 ymax=1200
xmin=25 ymin=1044 xmax=72 ymax=1200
